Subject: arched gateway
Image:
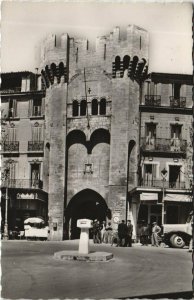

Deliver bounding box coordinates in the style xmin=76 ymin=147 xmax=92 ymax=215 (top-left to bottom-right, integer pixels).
xmin=65 ymin=189 xmax=108 ymax=239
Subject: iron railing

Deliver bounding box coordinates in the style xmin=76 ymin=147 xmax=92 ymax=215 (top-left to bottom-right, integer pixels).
xmin=141 ymin=137 xmax=187 ymax=152
xmin=169 ymin=97 xmax=186 ymax=108
xmin=144 ymin=95 xmax=161 ymax=106
xmin=3 ymin=141 xmax=19 ymax=152
xmin=140 ymin=180 xmax=185 ymax=189
xmin=28 ymin=141 xmax=44 ymax=152
xmin=1 ymin=179 xmax=43 ymax=189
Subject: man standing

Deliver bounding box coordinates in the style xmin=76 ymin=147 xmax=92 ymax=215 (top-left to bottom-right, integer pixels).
xmin=126 ymin=220 xmax=133 ymax=247
xmin=118 ymin=220 xmax=128 ymax=247
xmin=151 ymin=222 xmax=161 ymax=247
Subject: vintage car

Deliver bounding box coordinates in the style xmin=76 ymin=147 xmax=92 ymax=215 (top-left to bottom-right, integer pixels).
xmin=163 ymin=213 xmax=192 ymax=248
xmin=24 ymin=217 xmax=49 ymax=240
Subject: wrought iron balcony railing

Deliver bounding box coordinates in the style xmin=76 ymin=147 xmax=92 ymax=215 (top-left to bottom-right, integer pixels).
xmin=28 ymin=141 xmax=44 ymax=152
xmin=141 ymin=137 xmax=187 ymax=153
xmin=3 ymin=141 xmax=19 ymax=152
xmin=1 ymin=179 xmax=43 ymax=189
xmin=140 ymin=180 xmax=185 ymax=189
xmin=144 ymin=95 xmax=161 ymax=106
xmin=169 ymin=96 xmax=186 ymax=108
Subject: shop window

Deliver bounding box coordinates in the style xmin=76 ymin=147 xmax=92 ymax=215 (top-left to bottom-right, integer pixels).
xmin=72 ymin=100 xmax=79 ymax=117
xmin=91 ymin=99 xmax=98 ymax=115
xmin=166 ymin=205 xmax=179 ymax=224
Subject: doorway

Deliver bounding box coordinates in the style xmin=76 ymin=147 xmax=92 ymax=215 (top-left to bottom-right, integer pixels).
xmin=169 ymin=165 xmax=181 ymax=188
xmin=65 ymin=189 xmax=108 ymax=239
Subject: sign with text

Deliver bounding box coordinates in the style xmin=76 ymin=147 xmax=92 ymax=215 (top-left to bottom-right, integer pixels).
xmin=77 ymin=219 xmax=92 ymax=228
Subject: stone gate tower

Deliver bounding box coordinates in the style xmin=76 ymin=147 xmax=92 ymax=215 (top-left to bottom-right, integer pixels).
xmin=40 ymin=25 xmax=149 ymax=241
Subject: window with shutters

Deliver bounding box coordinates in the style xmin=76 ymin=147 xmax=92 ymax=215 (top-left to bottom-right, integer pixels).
xmin=30 ymin=163 xmax=40 ymax=187
xmin=32 ymin=123 xmax=42 ymax=141
xmin=143 ymin=164 xmax=156 ymax=186
xmin=145 ymin=123 xmax=156 ymax=149
xmin=170 ymin=124 xmax=182 ymax=151
xmin=8 ymin=99 xmax=17 ymax=118
xmin=8 ymin=123 xmax=17 ymax=141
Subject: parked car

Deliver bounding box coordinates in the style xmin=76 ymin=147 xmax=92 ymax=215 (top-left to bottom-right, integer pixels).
xmin=24 ymin=217 xmax=49 ymax=240
xmin=162 ymin=213 xmax=192 ymax=248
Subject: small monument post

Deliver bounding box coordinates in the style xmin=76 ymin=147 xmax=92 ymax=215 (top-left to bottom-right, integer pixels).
xmin=77 ymin=219 xmax=92 ymax=255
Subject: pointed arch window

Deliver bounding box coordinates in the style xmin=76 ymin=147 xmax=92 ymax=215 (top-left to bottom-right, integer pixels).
xmin=80 ymin=100 xmax=87 ymax=116
xmin=99 ymin=98 xmax=106 ymax=115
xmin=92 ymin=99 xmax=98 ymax=115
xmin=72 ymin=100 xmax=79 ymax=117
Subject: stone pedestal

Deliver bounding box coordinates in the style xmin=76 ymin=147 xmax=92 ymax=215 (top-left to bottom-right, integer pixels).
xmin=77 ymin=219 xmax=92 ymax=255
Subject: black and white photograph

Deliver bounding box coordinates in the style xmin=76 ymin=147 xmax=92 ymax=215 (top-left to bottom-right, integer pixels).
xmin=1 ymin=1 xmax=193 ymax=299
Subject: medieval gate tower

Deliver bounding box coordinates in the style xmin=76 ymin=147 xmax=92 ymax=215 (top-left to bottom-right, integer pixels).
xmin=40 ymin=25 xmax=149 ymax=241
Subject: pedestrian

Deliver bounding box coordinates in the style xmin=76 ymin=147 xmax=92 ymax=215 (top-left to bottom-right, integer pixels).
xmin=118 ymin=220 xmax=128 ymax=247
xmin=140 ymin=221 xmax=149 ymax=246
xmin=92 ymin=220 xmax=100 ymax=244
xmin=106 ymin=222 xmax=113 ymax=243
xmin=101 ymin=221 xmax=106 ymax=243
xmin=151 ymin=222 xmax=161 ymax=247
xmin=125 ymin=220 xmax=133 ymax=247
xmin=97 ymin=221 xmax=103 ymax=243
xmin=111 ymin=230 xmax=119 ymax=246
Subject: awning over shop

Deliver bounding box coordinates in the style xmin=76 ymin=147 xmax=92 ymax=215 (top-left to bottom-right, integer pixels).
xmin=164 ymin=194 xmax=192 ymax=202
xmin=140 ymin=193 xmax=158 ymax=201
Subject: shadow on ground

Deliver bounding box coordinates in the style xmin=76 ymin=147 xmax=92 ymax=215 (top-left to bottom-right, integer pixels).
xmin=120 ymin=290 xmax=193 ymax=299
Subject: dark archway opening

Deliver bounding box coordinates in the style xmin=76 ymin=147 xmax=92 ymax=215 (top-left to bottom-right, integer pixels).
xmin=89 ymin=128 xmax=110 ymax=154
xmin=65 ymin=189 xmax=108 ymax=239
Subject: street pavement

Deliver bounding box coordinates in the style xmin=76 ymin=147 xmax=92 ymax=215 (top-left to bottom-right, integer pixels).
xmin=1 ymin=240 xmax=193 ymax=299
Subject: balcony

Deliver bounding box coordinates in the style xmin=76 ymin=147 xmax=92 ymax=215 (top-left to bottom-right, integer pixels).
xmin=169 ymin=97 xmax=186 ymax=108
xmin=140 ymin=180 xmax=185 ymax=189
xmin=141 ymin=137 xmax=187 ymax=153
xmin=1 ymin=179 xmax=43 ymax=189
xmin=3 ymin=141 xmax=19 ymax=153
xmin=144 ymin=95 xmax=161 ymax=106
xmin=28 ymin=141 xmax=44 ymax=152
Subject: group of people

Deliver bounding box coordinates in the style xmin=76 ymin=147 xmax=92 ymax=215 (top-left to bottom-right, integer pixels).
xmin=92 ymin=219 xmax=134 ymax=247
xmin=92 ymin=219 xmax=163 ymax=247
xmin=139 ymin=221 xmax=161 ymax=247
xmin=117 ymin=220 xmax=133 ymax=247
xmin=92 ymin=220 xmax=113 ymax=244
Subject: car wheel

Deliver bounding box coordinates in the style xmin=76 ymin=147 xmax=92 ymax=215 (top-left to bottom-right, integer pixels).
xmin=170 ymin=234 xmax=185 ymax=248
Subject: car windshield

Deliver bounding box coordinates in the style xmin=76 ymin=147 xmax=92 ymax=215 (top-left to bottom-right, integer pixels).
xmin=186 ymin=215 xmax=193 ymax=223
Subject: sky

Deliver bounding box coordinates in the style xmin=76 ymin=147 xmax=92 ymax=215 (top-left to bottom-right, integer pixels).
xmin=1 ymin=2 xmax=193 ymax=74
